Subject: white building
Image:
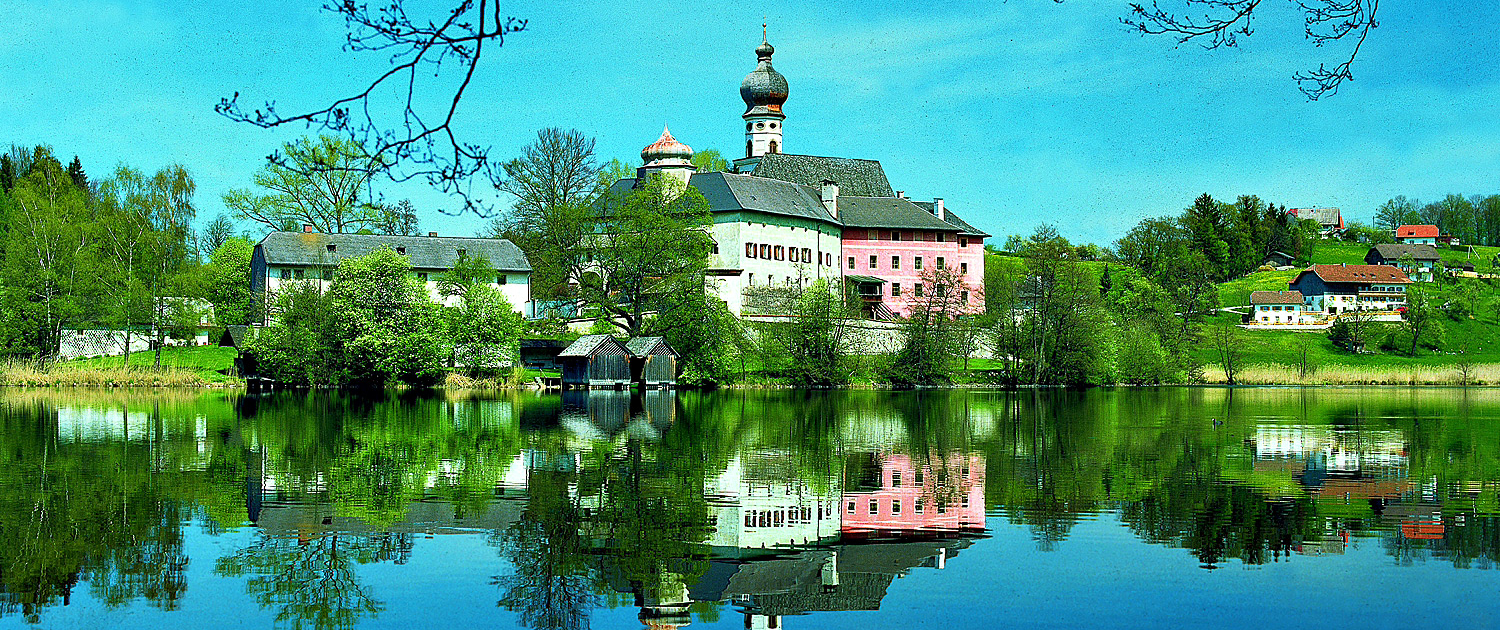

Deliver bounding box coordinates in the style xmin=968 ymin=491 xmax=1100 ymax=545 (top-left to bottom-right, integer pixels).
xmin=250 ymin=230 xmax=531 ymax=321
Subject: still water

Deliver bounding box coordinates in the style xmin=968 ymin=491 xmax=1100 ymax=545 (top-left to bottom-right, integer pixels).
xmin=0 ymin=387 xmax=1496 ymax=629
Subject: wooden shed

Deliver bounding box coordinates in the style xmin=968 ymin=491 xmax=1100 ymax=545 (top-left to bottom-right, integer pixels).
xmin=626 ymin=337 xmax=678 ymax=389
xmin=558 ymin=335 xmax=631 ymax=390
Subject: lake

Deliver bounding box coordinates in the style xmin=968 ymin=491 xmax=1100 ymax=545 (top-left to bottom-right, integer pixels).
xmin=0 ymin=387 xmax=1496 ymax=629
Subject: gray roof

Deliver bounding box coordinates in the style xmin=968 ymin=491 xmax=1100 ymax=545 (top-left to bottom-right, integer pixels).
xmin=255 ymin=232 xmax=531 ymax=271
xmin=749 ymin=153 xmax=895 ymax=197
xmin=558 ymin=334 xmax=625 ymax=358
xmin=610 ymin=172 xmax=838 ymax=226
xmin=912 ymin=201 xmax=991 ymax=238
xmin=625 ymin=336 xmax=676 ymax=357
xmin=839 ymin=196 xmax=967 ymax=231
xmin=1368 ymin=243 xmax=1441 ymax=262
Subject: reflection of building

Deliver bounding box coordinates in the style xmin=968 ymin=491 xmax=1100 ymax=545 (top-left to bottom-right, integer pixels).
xmin=704 ymin=453 xmax=842 ymax=552
xmin=841 ymin=451 xmax=985 ymax=537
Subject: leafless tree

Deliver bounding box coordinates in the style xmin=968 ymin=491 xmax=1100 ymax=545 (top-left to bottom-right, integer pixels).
xmin=1208 ymin=320 xmax=1243 ymax=385
xmin=1123 ymin=0 xmax=1379 ymax=100
xmin=217 ymin=1 xmax=527 ymax=215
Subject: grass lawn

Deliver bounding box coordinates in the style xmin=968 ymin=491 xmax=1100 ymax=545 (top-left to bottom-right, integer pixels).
xmin=1218 ymin=268 xmax=1300 ymax=307
xmin=1306 ymin=241 xmax=1372 ymax=265
xmin=63 ymin=345 xmax=239 ymax=374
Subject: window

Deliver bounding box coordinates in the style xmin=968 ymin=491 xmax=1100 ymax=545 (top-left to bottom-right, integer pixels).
xmin=788 ymin=248 xmax=797 ymax=263
xmin=960 ymin=238 xmax=969 ymax=247
xmin=869 ymin=255 xmax=878 ymax=269
xmin=937 ymin=233 xmax=946 ymax=243
xmin=760 ymin=244 xmax=770 ymax=258
xmin=712 ymin=243 xmax=719 ymax=255
xmin=915 ymin=284 xmax=924 ymax=297
xmin=396 ymin=246 xmax=406 ymax=254
xmin=960 ymin=262 xmax=968 ymax=274
xmin=868 ymin=499 xmax=878 ymax=514
xmin=937 ymin=256 xmax=945 ymax=268
xmin=892 ymin=500 xmax=902 ymax=515
xmin=418 ymin=272 xmax=428 ymax=281
xmin=768 ymin=140 xmax=778 ymax=154
xmin=321 ymin=270 xmax=333 ymax=280
xmin=279 ymin=269 xmax=292 ymax=280
xmin=869 ymin=229 xmax=878 ymax=239
xmin=848 ymin=257 xmax=855 ymax=270
xmin=914 ymin=468 xmax=923 ymax=485
xmin=748 ymin=273 xmax=754 ymax=285
xmin=892 ymin=283 xmax=901 ymax=296
xmin=915 ymin=500 xmax=925 ymax=514
xmin=915 ymin=257 xmax=923 ymax=270
xmin=892 ymin=470 xmax=902 ymax=487
xmin=746 ymin=243 xmax=756 ymax=258
xmin=293 ymin=269 xmax=304 ymax=279
xmin=802 ymin=248 xmax=811 ymax=262
xmin=890 ymin=231 xmax=900 ymax=241
xmin=768 ymin=275 xmax=774 ymax=285
xmin=961 ymin=290 xmax=969 ymax=302
xmin=892 ymin=256 xmax=900 ymax=269
xmin=326 ymin=244 xmax=337 ymax=252
xmin=847 ymin=501 xmax=855 ymax=514
xmin=775 ymin=246 xmax=784 ymax=260
xmin=497 ymin=274 xmax=508 ymax=285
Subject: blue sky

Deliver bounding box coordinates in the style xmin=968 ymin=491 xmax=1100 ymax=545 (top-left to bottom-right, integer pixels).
xmin=4 ymin=0 xmax=1498 ymax=246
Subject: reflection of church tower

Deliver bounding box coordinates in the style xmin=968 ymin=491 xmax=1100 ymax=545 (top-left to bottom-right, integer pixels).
xmin=739 ymin=28 xmax=788 ymax=162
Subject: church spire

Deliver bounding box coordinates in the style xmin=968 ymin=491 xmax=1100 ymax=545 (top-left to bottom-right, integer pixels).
xmin=740 ymin=31 xmax=788 ymax=159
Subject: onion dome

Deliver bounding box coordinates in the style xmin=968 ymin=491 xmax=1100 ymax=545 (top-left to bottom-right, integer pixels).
xmin=740 ymin=36 xmax=788 ymax=117
xmin=640 ymin=125 xmax=693 ymax=164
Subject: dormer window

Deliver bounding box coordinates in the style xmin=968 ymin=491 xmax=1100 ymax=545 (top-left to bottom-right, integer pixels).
xmin=457 ymin=248 xmax=467 ymax=257
xmin=396 ymin=246 xmax=407 ymax=254
xmin=327 ymin=244 xmax=337 ymax=252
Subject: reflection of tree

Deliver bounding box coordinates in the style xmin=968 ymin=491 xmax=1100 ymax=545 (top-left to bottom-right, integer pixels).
xmin=492 ymin=471 xmax=597 ymax=630
xmin=215 ymin=531 xmax=409 ymax=630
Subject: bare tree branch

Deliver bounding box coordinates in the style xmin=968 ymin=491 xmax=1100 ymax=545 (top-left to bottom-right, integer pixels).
xmin=216 ymin=1 xmax=526 ymax=216
xmin=1121 ymin=0 xmax=1379 ymax=100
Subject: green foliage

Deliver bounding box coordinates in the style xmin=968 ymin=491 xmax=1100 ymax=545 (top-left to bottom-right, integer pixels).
xmin=651 ymin=290 xmax=745 ymax=386
xmin=223 ymin=135 xmax=384 ymax=233
xmin=782 ymin=280 xmax=856 ymax=387
xmin=449 ymin=285 xmax=524 ymax=377
xmin=205 ymin=237 xmax=256 ymax=326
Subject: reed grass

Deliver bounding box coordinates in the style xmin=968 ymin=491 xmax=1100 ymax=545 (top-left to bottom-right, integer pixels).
xmin=442 ymin=368 xmax=530 ymax=390
xmin=0 ymin=360 xmax=216 ymax=388
xmin=1202 ymin=362 xmax=1500 ymax=386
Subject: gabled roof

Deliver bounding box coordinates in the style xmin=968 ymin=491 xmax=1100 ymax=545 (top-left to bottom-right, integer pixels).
xmin=911 ymin=201 xmax=991 ymax=238
xmin=748 ymin=153 xmax=896 ymax=197
xmin=1295 ymin=264 xmax=1411 ymax=285
xmin=255 ymin=232 xmax=530 ymax=271
xmin=839 ymin=196 xmax=965 ymax=231
xmin=1250 ymin=290 xmax=1304 ymax=305
xmin=1290 ymin=207 xmax=1344 ymax=228
xmin=1368 ymin=243 xmax=1441 ymax=262
xmin=609 ymin=172 xmax=839 ymax=226
xmin=625 ymin=336 xmax=677 ymax=357
xmin=1396 ymin=224 xmax=1440 ymax=238
xmin=558 ymin=335 xmax=626 ymax=357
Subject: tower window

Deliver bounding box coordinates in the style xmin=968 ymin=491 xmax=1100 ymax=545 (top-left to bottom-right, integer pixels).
xmin=770 ymin=122 xmax=778 ymax=129
xmin=768 ymin=140 xmax=778 ymax=154
xmin=746 ymin=122 xmax=753 ymax=131
xmin=746 ymin=139 xmax=753 ymax=157
xmin=756 ymin=122 xmax=765 ymax=130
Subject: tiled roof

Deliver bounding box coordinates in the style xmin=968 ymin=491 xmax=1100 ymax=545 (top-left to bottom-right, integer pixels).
xmin=1301 ymin=264 xmax=1411 ymax=284
xmin=748 ymin=153 xmax=896 ymax=197
xmin=839 ymin=196 xmax=966 ymax=231
xmin=625 ymin=336 xmax=676 ymax=357
xmin=911 ymin=201 xmax=991 ymax=237
xmin=1290 ymin=207 xmax=1344 ymax=228
xmin=609 ymin=172 xmax=838 ymax=225
xmin=1368 ymin=243 xmax=1441 ymax=262
xmin=256 ymin=232 xmax=531 ymax=271
xmin=557 ymin=335 xmax=625 ymax=357
xmin=1250 ymin=290 xmax=1304 ymax=304
xmin=1397 ymin=224 xmax=1440 ymax=238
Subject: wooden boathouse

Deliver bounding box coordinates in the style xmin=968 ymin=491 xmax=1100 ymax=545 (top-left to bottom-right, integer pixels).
xmin=558 ymin=335 xmax=631 ymax=390
xmin=626 ymin=337 xmax=678 ymax=389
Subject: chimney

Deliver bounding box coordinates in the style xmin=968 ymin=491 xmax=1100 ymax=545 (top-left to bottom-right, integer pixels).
xmin=820 ymin=180 xmax=839 ymax=219
xmin=302 ymin=224 xmax=314 ymax=233
xmin=896 ymin=190 xmax=905 ymax=199
xmin=428 ymin=231 xmax=438 ymax=237
xmin=934 ymin=198 xmax=946 ymax=221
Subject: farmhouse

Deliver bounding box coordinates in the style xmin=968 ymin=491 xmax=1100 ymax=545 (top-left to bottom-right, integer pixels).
xmin=1364 ymin=243 xmax=1441 ymax=282
xmin=250 ymin=229 xmax=531 ymax=322
xmin=1288 ymin=207 xmax=1344 ymax=237
xmin=1287 ymin=264 xmax=1411 ymax=315
xmin=1249 ymin=291 xmax=1319 ymax=325
xmin=1395 ymin=224 xmax=1439 ymax=244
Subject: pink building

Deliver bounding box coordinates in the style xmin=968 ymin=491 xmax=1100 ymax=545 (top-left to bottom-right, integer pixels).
xmin=837 ymin=195 xmax=988 ymax=319
xmin=841 ymin=451 xmax=986 ymax=538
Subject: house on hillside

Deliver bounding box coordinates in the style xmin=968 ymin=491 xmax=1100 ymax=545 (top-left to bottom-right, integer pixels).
xmin=1249 ymin=291 xmax=1319 ymax=325
xmin=599 ymin=36 xmax=989 ymax=320
xmin=250 ymin=228 xmax=531 ymax=323
xmin=1364 ymin=244 xmax=1440 ymax=282
xmin=1287 ymin=264 xmax=1411 ymax=315
xmin=1288 ymin=207 xmax=1344 ymax=237
xmin=1395 ymin=225 xmax=1439 ymax=244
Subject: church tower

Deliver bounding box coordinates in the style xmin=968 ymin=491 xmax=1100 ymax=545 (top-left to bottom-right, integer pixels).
xmin=637 ymin=125 xmax=696 ymax=190
xmin=739 ymin=29 xmax=788 ymax=162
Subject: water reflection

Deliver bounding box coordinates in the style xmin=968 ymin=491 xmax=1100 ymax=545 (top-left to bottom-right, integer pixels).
xmin=0 ymin=388 xmax=1497 ymax=628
